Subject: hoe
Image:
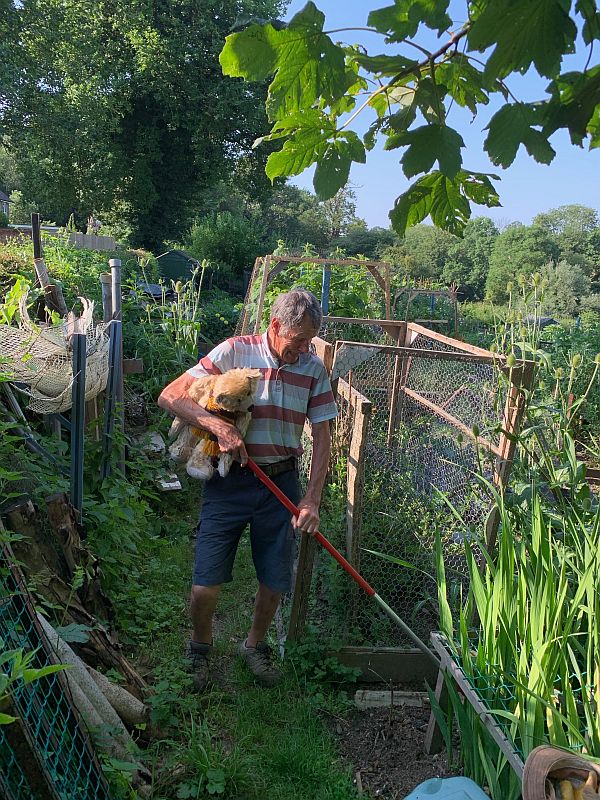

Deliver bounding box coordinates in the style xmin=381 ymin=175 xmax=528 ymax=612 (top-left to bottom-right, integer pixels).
xmin=247 ymin=458 xmax=440 ymax=668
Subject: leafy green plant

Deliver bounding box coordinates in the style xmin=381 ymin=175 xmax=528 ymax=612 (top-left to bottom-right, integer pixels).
xmin=220 ymin=2 xmax=598 ymax=235
xmin=433 ymin=477 xmax=600 ymax=799
xmin=0 ymin=639 xmax=67 ymax=725
xmin=286 ymin=625 xmax=361 ymax=687
xmin=159 ymin=716 xmax=241 ymax=799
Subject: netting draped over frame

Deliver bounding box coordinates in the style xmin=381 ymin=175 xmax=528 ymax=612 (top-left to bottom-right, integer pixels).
xmin=331 ymin=344 xmax=377 ymax=380
xmin=0 ymin=298 xmax=110 ymax=414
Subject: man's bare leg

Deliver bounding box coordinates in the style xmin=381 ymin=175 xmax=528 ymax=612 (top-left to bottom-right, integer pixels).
xmin=190 ymin=584 xmax=221 ymax=644
xmin=246 ymin=583 xmax=281 ymax=647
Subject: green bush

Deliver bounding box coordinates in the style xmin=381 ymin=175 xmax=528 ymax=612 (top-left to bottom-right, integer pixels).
xmin=0 ymin=246 xmax=33 ymax=293
xmin=0 ymin=211 xmax=9 ymax=227
xmin=0 ymin=236 xmax=159 ymax=309
xmin=188 ymin=211 xmax=267 ymax=284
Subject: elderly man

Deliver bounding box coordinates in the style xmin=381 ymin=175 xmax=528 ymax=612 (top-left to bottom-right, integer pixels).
xmin=158 ymin=288 xmax=337 ymax=689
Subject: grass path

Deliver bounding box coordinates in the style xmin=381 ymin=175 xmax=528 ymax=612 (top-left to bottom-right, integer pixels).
xmin=116 ymin=492 xmax=359 ymax=800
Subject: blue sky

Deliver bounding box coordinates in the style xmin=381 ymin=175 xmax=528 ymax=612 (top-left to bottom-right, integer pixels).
xmin=282 ymin=0 xmax=600 ymax=229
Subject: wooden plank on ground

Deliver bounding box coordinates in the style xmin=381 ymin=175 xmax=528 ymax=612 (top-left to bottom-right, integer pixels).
xmin=354 ymin=689 xmax=429 ymax=710
xmin=332 ymin=646 xmax=439 ymax=684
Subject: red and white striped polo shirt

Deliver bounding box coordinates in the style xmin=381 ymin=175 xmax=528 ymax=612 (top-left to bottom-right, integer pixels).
xmin=187 ymin=332 xmax=338 ymax=464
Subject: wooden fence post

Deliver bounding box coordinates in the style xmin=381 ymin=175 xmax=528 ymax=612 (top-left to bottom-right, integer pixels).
xmin=343 ymin=381 xmax=372 ymax=630
xmin=484 ymin=361 xmax=535 ymax=552
xmin=386 ymin=322 xmax=407 ymax=446
xmin=287 ymin=337 xmax=335 ymax=642
xmin=345 ymin=384 xmax=373 ymax=567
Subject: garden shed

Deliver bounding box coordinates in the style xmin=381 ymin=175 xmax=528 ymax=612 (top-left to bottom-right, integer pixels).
xmin=156 ymin=249 xmax=200 ymax=282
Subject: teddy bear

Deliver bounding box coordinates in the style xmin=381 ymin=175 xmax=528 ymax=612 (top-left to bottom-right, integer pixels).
xmin=168 ymin=367 xmax=262 ymax=480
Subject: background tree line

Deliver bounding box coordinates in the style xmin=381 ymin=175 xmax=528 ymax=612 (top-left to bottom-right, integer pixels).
xmin=184 ymin=194 xmax=600 ymax=320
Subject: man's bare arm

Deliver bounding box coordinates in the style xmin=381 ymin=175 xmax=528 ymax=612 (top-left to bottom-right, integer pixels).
xmin=158 ymin=373 xmax=248 ymax=464
xmin=293 ymin=420 xmax=331 ymax=534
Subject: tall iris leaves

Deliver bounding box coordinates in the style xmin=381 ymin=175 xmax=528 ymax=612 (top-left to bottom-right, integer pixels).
xmin=220 ymin=0 xmax=599 ymax=236
xmin=434 ymin=486 xmax=600 ymax=798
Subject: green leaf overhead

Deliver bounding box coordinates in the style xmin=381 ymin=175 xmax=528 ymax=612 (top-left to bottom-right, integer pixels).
xmin=221 ymin=2 xmax=348 ymax=121
xmin=386 ymin=124 xmax=465 ymax=178
xmin=218 ymin=0 xmax=599 ymax=238
xmin=435 ymin=57 xmax=491 ymax=115
xmin=389 ymin=170 xmax=500 ymax=236
xmin=542 ymin=66 xmax=600 ymax=144
xmin=485 ymin=103 xmax=556 ymax=167
xmin=313 ymin=133 xmax=366 ymax=199
xmin=576 ymin=0 xmax=600 ymax=44
xmin=219 ymin=23 xmax=281 ymax=81
xmin=264 ymin=110 xmax=336 ymax=180
xmin=588 ymin=105 xmax=600 ymax=148
xmin=368 ymin=0 xmax=451 ymax=41
xmin=468 ymin=0 xmax=578 ymax=80
xmin=353 ymin=52 xmax=419 ymax=76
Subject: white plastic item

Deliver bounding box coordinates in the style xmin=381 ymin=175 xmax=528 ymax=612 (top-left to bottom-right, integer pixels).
xmin=404 ymin=777 xmax=489 ymax=799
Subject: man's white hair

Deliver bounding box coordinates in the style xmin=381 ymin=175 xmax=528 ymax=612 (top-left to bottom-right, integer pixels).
xmin=270 ymin=288 xmax=323 ymax=332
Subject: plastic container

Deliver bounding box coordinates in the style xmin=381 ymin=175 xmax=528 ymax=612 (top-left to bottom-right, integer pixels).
xmin=404 ymin=776 xmax=489 ymax=799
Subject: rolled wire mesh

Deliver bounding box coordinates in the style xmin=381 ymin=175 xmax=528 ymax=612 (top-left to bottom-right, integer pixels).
xmin=0 ymin=551 xmax=112 ymax=800
xmin=296 ymin=322 xmax=505 ymax=648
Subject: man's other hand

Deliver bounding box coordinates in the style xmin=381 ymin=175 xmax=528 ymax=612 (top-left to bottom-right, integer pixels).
xmin=217 ymin=424 xmax=248 ymax=466
xmin=292 ymin=497 xmax=320 ymax=535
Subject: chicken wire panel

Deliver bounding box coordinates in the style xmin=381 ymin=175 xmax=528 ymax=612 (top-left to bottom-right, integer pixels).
xmin=301 ymin=329 xmax=504 ymax=649
xmin=235 ymin=258 xmax=264 ymax=336
xmin=0 ymin=553 xmax=113 ymax=800
xmin=322 ymin=319 xmax=398 ymax=347
xmin=405 ymin=332 xmax=502 ymax=446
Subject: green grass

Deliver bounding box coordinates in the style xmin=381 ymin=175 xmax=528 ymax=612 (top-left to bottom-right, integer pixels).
xmin=114 ymin=486 xmax=358 ymax=800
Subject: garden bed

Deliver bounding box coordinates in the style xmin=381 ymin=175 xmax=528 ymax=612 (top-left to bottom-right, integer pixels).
xmin=331 ymin=704 xmax=452 ymax=798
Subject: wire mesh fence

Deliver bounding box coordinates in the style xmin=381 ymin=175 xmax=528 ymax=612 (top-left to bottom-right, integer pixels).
xmin=287 ymin=320 xmax=532 ymax=651
xmin=235 ymin=252 xmax=530 ymax=654
xmin=0 ymin=546 xmax=112 ymax=800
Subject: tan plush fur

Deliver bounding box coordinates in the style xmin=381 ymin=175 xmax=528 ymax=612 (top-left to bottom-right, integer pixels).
xmin=168 ymin=368 xmax=262 ymax=480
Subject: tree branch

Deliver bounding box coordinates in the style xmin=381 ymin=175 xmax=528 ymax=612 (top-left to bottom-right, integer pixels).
xmin=338 ymin=24 xmax=471 ymax=132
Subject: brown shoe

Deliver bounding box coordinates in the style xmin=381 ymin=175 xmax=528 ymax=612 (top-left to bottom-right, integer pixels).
xmin=239 ymin=640 xmax=281 ymax=687
xmin=184 ymin=640 xmax=212 ymax=692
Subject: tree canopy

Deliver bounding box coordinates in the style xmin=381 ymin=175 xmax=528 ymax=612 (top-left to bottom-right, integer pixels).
xmin=219 ymin=1 xmax=600 ymax=237
xmin=0 ymin=0 xmax=284 ymax=249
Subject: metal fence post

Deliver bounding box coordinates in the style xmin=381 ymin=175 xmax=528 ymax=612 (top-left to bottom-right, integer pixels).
xmin=109 ymin=259 xmax=125 ymax=474
xmin=100 ymin=320 xmax=122 ymax=481
xmin=321 ymin=264 xmax=331 ymax=315
xmin=100 ymin=273 xmax=113 ymax=322
xmin=70 ymin=333 xmax=86 ymax=517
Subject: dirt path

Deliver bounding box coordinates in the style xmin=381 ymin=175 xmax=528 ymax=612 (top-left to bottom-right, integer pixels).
xmin=331 ymin=705 xmax=452 ymax=798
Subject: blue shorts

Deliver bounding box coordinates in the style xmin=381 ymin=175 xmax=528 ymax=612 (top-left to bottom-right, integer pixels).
xmin=193 ymin=467 xmax=301 ymax=593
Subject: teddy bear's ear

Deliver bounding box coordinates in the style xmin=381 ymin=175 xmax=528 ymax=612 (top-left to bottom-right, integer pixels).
xmin=246 ymin=369 xmax=262 ymax=379
xmin=189 ymin=374 xmax=216 ymax=405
